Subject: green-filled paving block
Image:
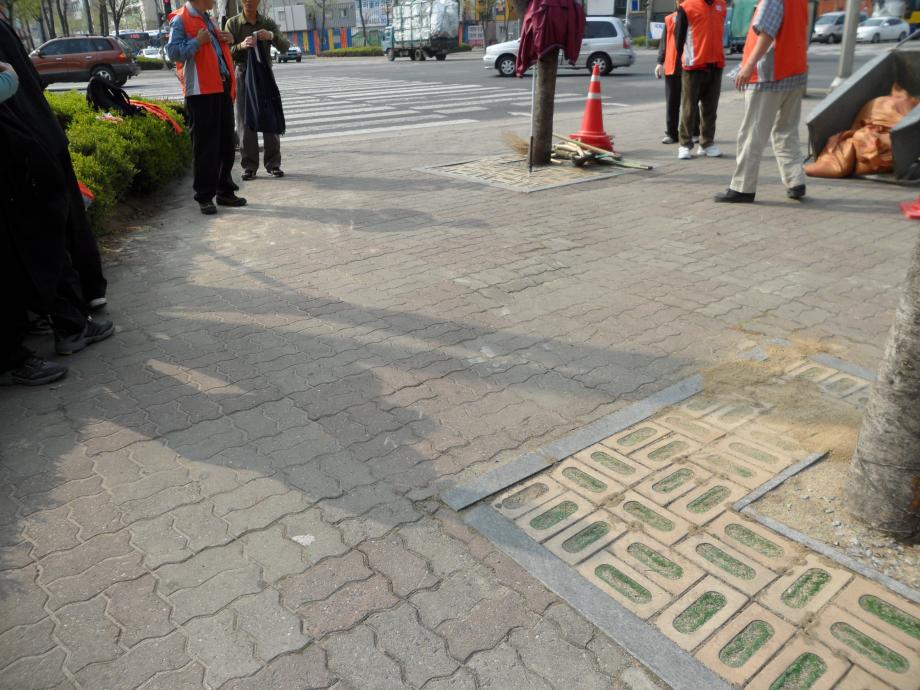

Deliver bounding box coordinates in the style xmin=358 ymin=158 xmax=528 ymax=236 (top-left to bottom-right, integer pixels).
xmin=626 ymin=542 xmax=683 ymax=580
xmin=696 ymin=542 xmax=756 ymax=580
xmin=830 ymin=622 xmax=909 ymax=673
xmin=859 ymin=595 xmax=920 ymax=641
xmin=623 ymin=501 xmax=674 ymax=531
xmin=673 ymin=591 xmax=727 ymax=634
xmin=719 ymin=620 xmax=774 ymax=668
xmin=595 ymin=564 xmax=652 ymax=603
xmin=768 ymin=652 xmax=827 ymax=690
xmin=781 ymin=569 xmax=831 ymax=609
xmin=561 ymin=521 xmax=610 ymax=553
xmin=529 ymin=500 xmax=579 ymax=531
xmin=724 ymin=522 xmax=785 ymax=559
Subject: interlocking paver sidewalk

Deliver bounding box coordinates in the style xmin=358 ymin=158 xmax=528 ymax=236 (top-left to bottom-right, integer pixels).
xmin=0 ymin=86 xmax=916 ymax=689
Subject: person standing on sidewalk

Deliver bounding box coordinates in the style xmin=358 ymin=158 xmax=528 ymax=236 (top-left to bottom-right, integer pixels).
xmin=655 ymin=1 xmax=700 ymax=145
xmin=167 ymin=0 xmax=246 ymax=215
xmin=227 ymin=0 xmax=289 ymax=180
xmin=674 ymin=0 xmax=726 ymax=160
xmin=714 ymin=0 xmax=808 ymax=203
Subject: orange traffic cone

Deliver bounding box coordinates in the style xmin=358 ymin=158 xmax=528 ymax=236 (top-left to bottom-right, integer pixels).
xmin=570 ymin=64 xmax=614 ymax=152
xmin=902 ymin=196 xmax=920 ymax=220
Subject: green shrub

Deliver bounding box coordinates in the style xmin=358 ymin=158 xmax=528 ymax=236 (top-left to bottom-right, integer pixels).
xmin=136 ymin=56 xmax=167 ymax=70
xmin=448 ymin=43 xmax=472 ymax=52
xmin=319 ymin=46 xmax=384 ymax=56
xmin=631 ymin=35 xmax=647 ymax=47
xmin=46 ymin=92 xmax=191 ymax=233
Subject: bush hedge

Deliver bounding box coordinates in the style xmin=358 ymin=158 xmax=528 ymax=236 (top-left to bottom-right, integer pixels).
xmin=319 ymin=46 xmax=384 ymax=56
xmin=449 ymin=43 xmax=473 ymax=52
xmin=45 ymin=92 xmax=191 ymax=233
xmin=136 ymin=56 xmax=167 ymax=70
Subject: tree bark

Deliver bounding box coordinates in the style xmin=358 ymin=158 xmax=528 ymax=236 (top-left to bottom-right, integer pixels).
xmin=99 ymin=1 xmax=108 ymax=36
xmin=531 ymin=49 xmax=558 ymax=165
xmin=357 ymin=0 xmax=367 ymax=45
xmin=846 ymin=234 xmax=920 ymax=539
xmin=43 ymin=0 xmax=56 ymax=38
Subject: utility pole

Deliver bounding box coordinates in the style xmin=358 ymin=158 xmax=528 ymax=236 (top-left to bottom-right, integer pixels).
xmin=831 ymin=0 xmax=862 ymax=88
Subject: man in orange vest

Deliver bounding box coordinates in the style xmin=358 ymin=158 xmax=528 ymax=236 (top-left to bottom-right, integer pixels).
xmin=714 ymin=0 xmax=808 ymax=202
xmin=167 ymin=0 xmax=247 ymax=215
xmin=674 ymin=0 xmax=726 ymax=160
xmin=655 ymin=0 xmax=700 ymax=145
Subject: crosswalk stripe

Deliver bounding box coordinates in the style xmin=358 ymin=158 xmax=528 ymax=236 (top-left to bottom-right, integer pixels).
xmin=284 ymin=109 xmax=410 ymax=126
xmin=282 ymin=118 xmax=478 ymax=142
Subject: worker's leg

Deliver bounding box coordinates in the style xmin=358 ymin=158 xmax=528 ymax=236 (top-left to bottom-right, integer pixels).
xmin=770 ymin=86 xmax=807 ymax=190
xmin=697 ymin=67 xmax=723 ymax=149
xmin=665 ymin=74 xmax=681 ymax=140
xmin=678 ymin=70 xmax=703 ymax=148
xmin=729 ymin=89 xmax=783 ymax=194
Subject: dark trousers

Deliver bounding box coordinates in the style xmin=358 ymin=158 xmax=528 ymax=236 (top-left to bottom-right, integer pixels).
xmin=665 ymin=72 xmax=700 ymax=141
xmin=680 ymin=66 xmax=723 ymax=148
xmin=235 ymin=67 xmax=281 ymax=172
xmin=185 ymin=79 xmax=236 ymax=203
xmin=62 ymin=161 xmax=107 ymax=302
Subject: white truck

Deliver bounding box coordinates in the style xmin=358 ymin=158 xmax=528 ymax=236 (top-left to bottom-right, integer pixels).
xmin=382 ymin=0 xmax=460 ymax=62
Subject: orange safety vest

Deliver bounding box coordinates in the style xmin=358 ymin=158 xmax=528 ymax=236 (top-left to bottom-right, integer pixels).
xmin=664 ymin=13 xmax=679 ymax=76
xmin=169 ymin=5 xmax=236 ymax=100
xmin=681 ymin=0 xmax=726 ymax=70
xmin=742 ymin=0 xmax=808 ymax=83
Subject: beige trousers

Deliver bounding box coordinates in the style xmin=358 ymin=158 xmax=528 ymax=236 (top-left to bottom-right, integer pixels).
xmin=729 ymin=86 xmax=807 ymax=194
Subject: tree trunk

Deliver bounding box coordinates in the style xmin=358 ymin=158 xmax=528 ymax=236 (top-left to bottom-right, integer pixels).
xmin=846 ymin=234 xmax=920 ymax=538
xmin=531 ymin=49 xmax=558 ymax=164
xmin=358 ymin=0 xmax=367 ymax=45
xmin=43 ymin=0 xmax=56 ymax=38
xmin=83 ymin=0 xmax=94 ymax=35
xmin=55 ymin=0 xmax=69 ymax=35
xmin=99 ymin=1 xmax=108 ymax=36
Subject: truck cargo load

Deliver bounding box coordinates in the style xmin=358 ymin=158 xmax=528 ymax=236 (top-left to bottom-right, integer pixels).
xmin=384 ymin=0 xmax=460 ymax=61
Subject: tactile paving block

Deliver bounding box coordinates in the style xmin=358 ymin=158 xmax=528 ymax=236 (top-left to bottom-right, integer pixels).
xmin=516 ymin=490 xmax=596 ymax=542
xmin=714 ymin=436 xmax=798 ymax=472
xmin=835 ymin=665 xmax=896 ymax=690
xmin=706 ymin=513 xmax=802 ymax=570
xmin=811 ymin=605 xmax=920 ymax=690
xmin=655 ymin=413 xmax=726 ymax=444
xmin=844 ymin=387 xmax=871 ymax=410
xmin=732 ymin=422 xmax=809 ymax=460
xmin=667 ymin=478 xmax=748 ymax=526
xmin=607 ymin=530 xmax=705 ymax=596
xmin=606 ymin=491 xmax=692 ymax=546
xmin=687 ymin=449 xmax=774 ymax=491
xmin=758 ymin=555 xmax=853 ymax=625
xmin=703 ymin=401 xmax=769 ymax=431
xmin=633 ymin=463 xmax=713 ymax=507
xmin=745 ymin=636 xmax=848 ymax=690
xmin=674 ymin=532 xmax=779 ymax=597
xmin=550 ymin=459 xmax=626 ymax=504
xmin=574 ymin=443 xmax=653 ymax=485
xmin=544 ymin=511 xmax=628 ymax=565
xmin=629 ymin=434 xmax=702 ymax=468
xmin=695 ymin=603 xmax=795 ymax=686
xmin=577 ymin=550 xmax=671 ymax=620
xmin=832 ymin=579 xmax=920 ymax=651
xmin=819 ymin=372 xmax=869 ymax=399
xmin=784 ymin=362 xmax=838 ymax=383
xmin=654 ymin=576 xmax=748 ymax=652
xmin=601 ymin=422 xmax=672 ymax=455
xmin=674 ymin=395 xmax=726 ymax=419
xmin=492 ymin=475 xmax=566 ymax=520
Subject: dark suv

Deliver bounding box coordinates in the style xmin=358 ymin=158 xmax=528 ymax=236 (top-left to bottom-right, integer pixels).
xmin=30 ymin=36 xmax=140 ymax=87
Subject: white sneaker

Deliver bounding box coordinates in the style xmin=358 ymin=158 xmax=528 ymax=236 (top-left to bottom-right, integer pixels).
xmin=698 ymin=144 xmax=722 ymax=158
xmin=88 ymin=297 xmax=107 ymax=309
xmin=661 ymin=135 xmax=675 ymax=144
xmin=678 ymin=146 xmax=693 ymax=160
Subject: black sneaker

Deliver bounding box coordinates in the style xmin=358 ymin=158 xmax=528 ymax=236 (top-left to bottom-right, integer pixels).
xmin=786 ymin=185 xmax=806 ymax=200
xmin=714 ymin=189 xmax=756 ymax=204
xmin=228 ymin=179 xmax=240 ymax=191
xmin=216 ymin=194 xmax=247 ymax=207
xmin=242 ymin=170 xmax=256 ymax=181
xmin=0 ymin=356 xmax=68 ymax=386
xmin=267 ymin=168 xmax=284 ymax=178
xmin=55 ymin=318 xmax=115 ymax=355
xmin=199 ymin=201 xmax=217 ymax=215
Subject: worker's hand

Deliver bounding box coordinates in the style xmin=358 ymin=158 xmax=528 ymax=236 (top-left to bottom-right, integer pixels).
xmin=0 ymin=60 xmax=13 ymax=73
xmin=242 ymin=35 xmax=256 ymax=48
xmin=654 ymin=64 xmax=663 ymax=79
xmin=735 ymin=62 xmax=755 ymax=90
xmin=256 ymin=29 xmax=273 ymax=41
xmin=220 ymin=30 xmax=233 ymax=44
xmin=196 ymin=28 xmax=210 ymax=46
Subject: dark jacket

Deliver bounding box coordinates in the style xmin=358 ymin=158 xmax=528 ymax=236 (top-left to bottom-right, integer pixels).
xmin=244 ymin=46 xmax=285 ymax=134
xmin=515 ymin=0 xmax=586 ymax=77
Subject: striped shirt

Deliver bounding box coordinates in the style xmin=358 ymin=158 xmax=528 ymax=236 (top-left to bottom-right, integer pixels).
xmin=744 ymin=0 xmax=808 ymax=92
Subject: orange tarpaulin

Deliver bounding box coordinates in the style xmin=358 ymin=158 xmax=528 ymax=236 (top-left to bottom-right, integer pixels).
xmin=805 ymin=84 xmax=918 ymax=178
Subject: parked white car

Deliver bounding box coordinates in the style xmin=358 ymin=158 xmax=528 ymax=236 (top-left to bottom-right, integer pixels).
xmin=856 ymin=16 xmax=910 ymax=43
xmin=812 ymin=10 xmax=868 ymax=43
xmin=483 ymin=16 xmax=635 ymax=77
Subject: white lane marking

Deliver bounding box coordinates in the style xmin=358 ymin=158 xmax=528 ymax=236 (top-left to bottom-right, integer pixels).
xmin=283 ymin=118 xmax=478 ymax=142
